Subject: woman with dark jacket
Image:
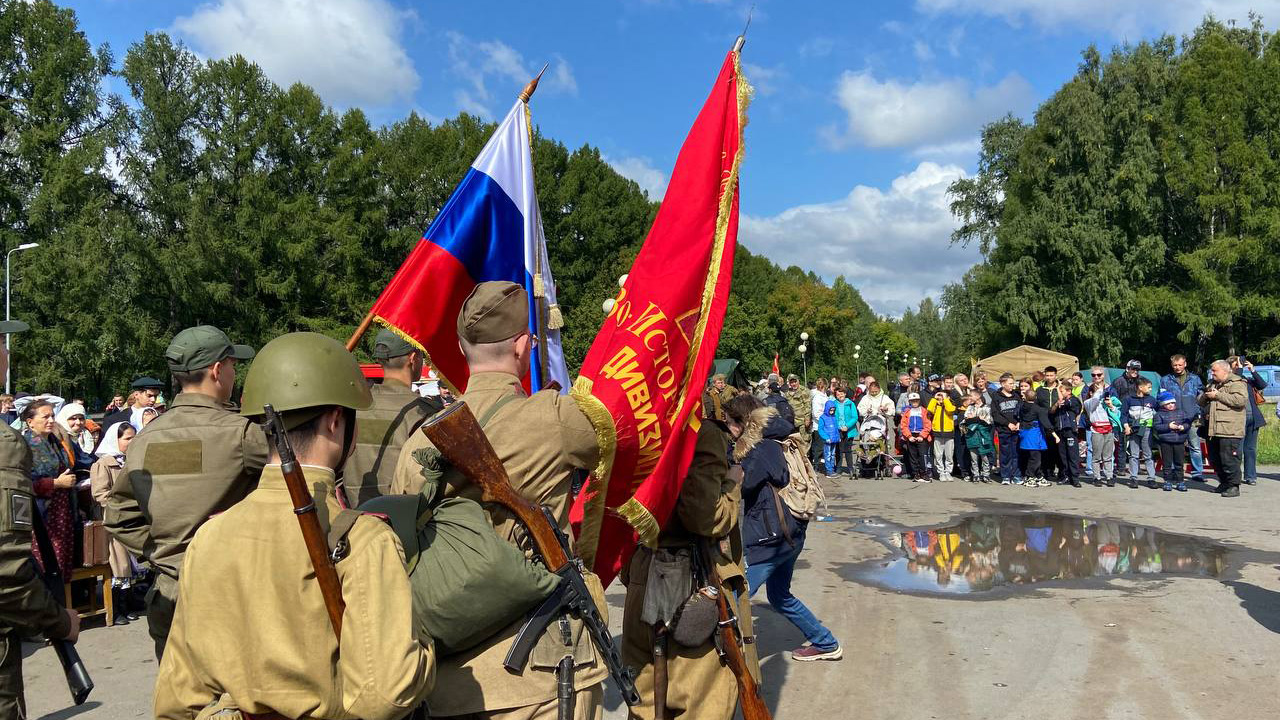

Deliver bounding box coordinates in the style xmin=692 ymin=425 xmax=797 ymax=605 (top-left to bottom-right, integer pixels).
xmin=724 ymin=393 xmax=842 ymax=662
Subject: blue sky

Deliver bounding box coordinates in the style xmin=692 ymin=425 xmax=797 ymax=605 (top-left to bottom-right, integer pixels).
xmin=64 ymin=0 xmax=1279 ymax=315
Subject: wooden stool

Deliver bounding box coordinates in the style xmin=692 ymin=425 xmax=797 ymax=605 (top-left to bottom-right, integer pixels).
xmin=64 ymin=564 xmax=112 ymax=627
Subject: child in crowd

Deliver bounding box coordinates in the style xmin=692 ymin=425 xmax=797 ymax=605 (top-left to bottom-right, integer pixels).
xmin=961 ymin=388 xmax=995 ymax=482
xmin=1083 ymin=388 xmax=1120 ymax=486
xmin=927 ymin=389 xmax=957 ymax=481
xmin=899 ymin=393 xmax=932 ymax=481
xmin=1122 ymin=377 xmax=1158 ymax=488
xmin=990 ymin=373 xmax=1023 ymax=485
xmin=1153 ymin=390 xmax=1191 ymax=492
xmin=1018 ymin=383 xmax=1058 ymax=487
xmin=818 ymin=399 xmax=841 ymax=476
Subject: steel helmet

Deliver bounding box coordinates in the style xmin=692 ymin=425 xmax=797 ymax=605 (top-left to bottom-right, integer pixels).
xmin=240 ymin=332 xmax=372 ymax=428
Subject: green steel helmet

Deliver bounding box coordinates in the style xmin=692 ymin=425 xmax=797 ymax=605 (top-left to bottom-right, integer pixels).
xmin=240 ymin=332 xmax=372 ymax=427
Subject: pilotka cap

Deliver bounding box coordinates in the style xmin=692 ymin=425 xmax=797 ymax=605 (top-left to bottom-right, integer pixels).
xmin=457 ymin=281 xmax=529 ymax=344
xmin=166 ymin=325 xmax=255 ymax=372
xmin=372 ymin=327 xmax=415 ymax=360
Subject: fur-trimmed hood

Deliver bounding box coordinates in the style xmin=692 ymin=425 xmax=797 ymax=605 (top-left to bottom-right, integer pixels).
xmin=733 ymin=406 xmax=791 ymax=461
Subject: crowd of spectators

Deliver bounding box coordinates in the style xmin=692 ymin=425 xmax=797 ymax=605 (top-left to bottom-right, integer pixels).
xmin=725 ymin=352 xmax=1268 ymax=500
xmin=12 ymin=378 xmax=170 ymax=626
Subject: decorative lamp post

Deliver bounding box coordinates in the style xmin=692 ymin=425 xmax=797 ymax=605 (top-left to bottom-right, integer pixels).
xmin=798 ymin=331 xmax=809 ymax=385
xmin=5 ymin=242 xmax=39 ymax=394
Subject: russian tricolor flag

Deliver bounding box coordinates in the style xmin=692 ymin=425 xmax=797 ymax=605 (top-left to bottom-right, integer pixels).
xmin=369 ymin=99 xmax=569 ymax=393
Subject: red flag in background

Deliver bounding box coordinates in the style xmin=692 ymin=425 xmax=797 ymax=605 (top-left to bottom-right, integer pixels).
xmin=772 ymin=353 xmax=780 ymax=375
xmin=570 ymin=49 xmax=751 ymax=585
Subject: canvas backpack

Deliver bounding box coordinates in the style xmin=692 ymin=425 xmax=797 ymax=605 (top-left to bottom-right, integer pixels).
xmin=774 ymin=433 xmax=826 ymax=521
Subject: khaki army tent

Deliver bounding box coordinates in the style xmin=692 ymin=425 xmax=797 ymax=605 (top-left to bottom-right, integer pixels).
xmin=972 ymin=345 xmax=1079 ymax=381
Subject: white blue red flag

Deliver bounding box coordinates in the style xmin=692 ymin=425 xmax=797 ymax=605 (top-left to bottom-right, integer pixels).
xmin=368 ymin=99 xmax=569 ymax=393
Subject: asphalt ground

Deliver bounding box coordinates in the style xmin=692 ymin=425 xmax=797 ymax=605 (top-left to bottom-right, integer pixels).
xmin=25 ymin=468 xmax=1280 ymax=720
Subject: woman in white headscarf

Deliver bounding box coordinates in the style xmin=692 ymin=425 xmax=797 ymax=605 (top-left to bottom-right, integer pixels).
xmin=90 ymin=421 xmax=142 ymax=625
xmin=55 ymin=402 xmax=95 ymax=454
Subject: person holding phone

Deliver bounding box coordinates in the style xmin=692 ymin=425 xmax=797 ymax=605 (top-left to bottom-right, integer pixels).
xmin=1229 ymin=355 xmax=1268 ymax=485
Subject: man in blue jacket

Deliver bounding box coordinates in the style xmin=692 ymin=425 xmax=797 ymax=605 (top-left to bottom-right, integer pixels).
xmin=1160 ymin=354 xmax=1205 ymax=482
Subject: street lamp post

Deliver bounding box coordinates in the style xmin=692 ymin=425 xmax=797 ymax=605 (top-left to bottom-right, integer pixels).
xmin=853 ymin=344 xmax=861 ymax=376
xmin=5 ymin=243 xmax=39 ymax=394
xmin=798 ymin=331 xmax=809 ymax=385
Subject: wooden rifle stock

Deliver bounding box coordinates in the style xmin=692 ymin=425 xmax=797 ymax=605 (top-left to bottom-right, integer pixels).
xmin=262 ymin=405 xmax=345 ymax=638
xmin=419 ymin=400 xmax=570 ymax=570
xmin=699 ymin=540 xmax=771 ymax=720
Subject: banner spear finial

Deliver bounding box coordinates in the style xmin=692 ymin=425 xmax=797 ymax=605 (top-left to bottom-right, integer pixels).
xmin=733 ymin=4 xmax=754 ymax=53
xmin=519 ymin=63 xmax=549 ymax=103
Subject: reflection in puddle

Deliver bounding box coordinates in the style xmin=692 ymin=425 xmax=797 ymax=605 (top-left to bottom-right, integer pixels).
xmin=850 ymin=513 xmax=1229 ymax=596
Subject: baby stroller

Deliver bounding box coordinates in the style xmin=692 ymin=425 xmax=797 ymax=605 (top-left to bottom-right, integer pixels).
xmin=855 ymin=414 xmax=902 ymax=478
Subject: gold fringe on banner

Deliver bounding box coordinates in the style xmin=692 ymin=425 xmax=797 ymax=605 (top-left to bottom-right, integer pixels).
xmin=372 ymin=316 xmax=461 ymax=396
xmin=616 ymin=497 xmax=661 ymax=549
xmin=569 ymin=376 xmax=618 ymax=567
xmin=547 ymin=303 xmax=565 ymax=330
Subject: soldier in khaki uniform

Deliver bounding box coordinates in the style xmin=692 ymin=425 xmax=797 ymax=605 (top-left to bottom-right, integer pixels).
xmin=341 ymin=328 xmax=441 ymax=507
xmin=0 ymin=319 xmax=81 ymax=718
xmin=621 ymin=420 xmax=760 ymax=720
xmin=393 ymin=281 xmax=606 ymax=720
xmin=155 ymin=332 xmax=435 ymax=719
xmin=105 ymin=325 xmax=268 ymax=658
xmin=703 ymin=374 xmax=737 ymax=423
xmin=783 ymin=374 xmax=813 ymax=457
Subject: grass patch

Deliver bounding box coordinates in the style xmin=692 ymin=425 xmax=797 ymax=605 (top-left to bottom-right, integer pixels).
xmin=1259 ymin=403 xmax=1280 ymax=465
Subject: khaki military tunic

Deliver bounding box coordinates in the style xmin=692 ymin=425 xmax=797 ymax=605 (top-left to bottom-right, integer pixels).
xmin=105 ymin=392 xmax=269 ymax=657
xmin=392 ymin=371 xmax=607 ymax=718
xmin=341 ymin=378 xmax=440 ymax=507
xmin=783 ymin=388 xmax=813 ymax=456
xmin=702 ymin=386 xmax=737 ymax=423
xmin=154 ymin=465 xmax=435 ymax=720
xmin=621 ymin=422 xmax=760 ymax=720
xmin=0 ymin=423 xmax=71 ymax=718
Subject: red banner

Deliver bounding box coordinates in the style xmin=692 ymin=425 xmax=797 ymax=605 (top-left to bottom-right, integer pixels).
xmin=570 ymin=50 xmax=750 ymax=585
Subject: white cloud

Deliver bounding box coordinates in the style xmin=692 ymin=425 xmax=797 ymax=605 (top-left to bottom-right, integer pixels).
xmin=798 ymin=37 xmax=835 ymax=58
xmin=916 ymin=0 xmax=1280 ymax=35
xmin=909 ymin=137 xmax=983 ymax=161
xmin=740 ymin=162 xmax=980 ymax=315
xmin=743 ymin=62 xmax=786 ymax=96
xmin=447 ymin=33 xmax=578 ymax=119
xmin=171 ymin=0 xmax=418 ymax=106
xmin=604 ymin=154 xmax=668 ymax=198
xmin=823 ymin=71 xmax=1033 ymax=150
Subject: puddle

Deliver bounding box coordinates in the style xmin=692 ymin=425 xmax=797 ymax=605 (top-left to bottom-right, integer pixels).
xmin=842 ymin=512 xmax=1230 ymax=597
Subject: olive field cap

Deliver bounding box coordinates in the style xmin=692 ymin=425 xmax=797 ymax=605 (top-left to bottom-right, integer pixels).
xmin=131 ymin=376 xmax=166 ymax=389
xmin=166 ymin=325 xmax=255 ymax=372
xmin=371 ymin=327 xmax=415 ymax=360
xmin=787 ymin=374 xmax=800 ymax=382
xmin=0 ymin=319 xmax=29 ymax=334
xmin=457 ymin=281 xmax=528 ymax=344
xmin=240 ymin=332 xmax=373 ymax=429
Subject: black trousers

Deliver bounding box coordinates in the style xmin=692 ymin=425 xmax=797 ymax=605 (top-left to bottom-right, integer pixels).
xmin=1208 ymin=436 xmax=1242 ymax=488
xmin=1056 ymin=433 xmax=1079 ymax=481
xmin=838 ymin=432 xmax=855 ymax=474
xmin=905 ymin=440 xmax=928 ymax=478
xmin=1023 ymin=449 xmax=1044 ymax=479
xmin=1042 ymin=433 xmax=1060 ymax=478
xmin=1159 ymin=442 xmax=1185 ymax=484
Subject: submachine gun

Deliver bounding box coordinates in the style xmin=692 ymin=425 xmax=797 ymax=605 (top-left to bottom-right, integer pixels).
xmin=421 ymin=401 xmax=640 ymax=714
